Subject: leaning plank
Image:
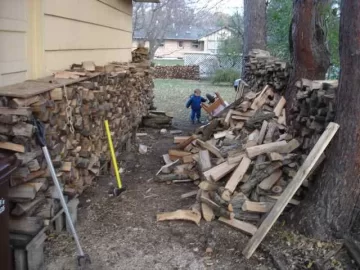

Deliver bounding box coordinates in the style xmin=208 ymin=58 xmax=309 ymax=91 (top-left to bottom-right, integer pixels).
xmin=246 ymin=141 xmax=287 ymax=159
xmin=0 ymin=142 xmax=25 ymax=153
xmin=243 ymin=122 xmax=340 ymax=259
xmin=218 ymin=217 xmax=257 ymax=236
xmin=156 ymin=210 xmax=201 ymax=226
xmin=223 ymin=157 xmax=252 ymax=200
xmin=197 ymin=139 xmax=224 ymax=161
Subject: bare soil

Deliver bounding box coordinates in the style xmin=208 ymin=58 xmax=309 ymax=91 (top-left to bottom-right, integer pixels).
xmin=44 ymin=125 xmax=357 ymax=270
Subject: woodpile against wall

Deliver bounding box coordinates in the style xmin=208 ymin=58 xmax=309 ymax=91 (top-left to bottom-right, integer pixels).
xmin=289 ymin=79 xmax=337 ymax=153
xmin=0 ymin=60 xmax=154 ymax=237
xmin=154 ymin=65 xmax=200 ymax=80
xmin=242 ymin=49 xmax=290 ymax=93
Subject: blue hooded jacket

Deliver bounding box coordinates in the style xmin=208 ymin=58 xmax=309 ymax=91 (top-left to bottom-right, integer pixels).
xmin=186 ymin=95 xmax=207 ymax=111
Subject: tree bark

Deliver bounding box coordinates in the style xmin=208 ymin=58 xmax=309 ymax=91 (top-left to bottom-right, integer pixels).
xmin=243 ymin=0 xmax=267 ymax=56
xmin=285 ymin=0 xmax=331 ymax=114
xmin=289 ymin=0 xmax=360 ymax=240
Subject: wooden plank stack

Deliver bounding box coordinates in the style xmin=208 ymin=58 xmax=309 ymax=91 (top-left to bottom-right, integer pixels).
xmin=0 ymin=60 xmax=154 ymax=239
xmin=242 ymin=49 xmax=290 ymax=93
xmin=289 ymin=78 xmax=337 ymax=154
xmin=156 ymin=85 xmax=325 ymax=235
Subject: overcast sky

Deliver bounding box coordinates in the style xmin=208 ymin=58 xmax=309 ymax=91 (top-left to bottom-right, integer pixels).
xmin=200 ymin=0 xmax=244 ymax=14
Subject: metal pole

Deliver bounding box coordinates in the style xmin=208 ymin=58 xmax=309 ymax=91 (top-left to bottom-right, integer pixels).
xmin=42 ymin=146 xmax=84 ymax=256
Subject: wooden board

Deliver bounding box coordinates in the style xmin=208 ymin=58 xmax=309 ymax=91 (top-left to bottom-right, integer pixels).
xmin=157 ymin=210 xmax=201 ymax=226
xmin=0 ymin=74 xmax=100 ymax=98
xmin=218 ymin=217 xmax=257 ymax=236
xmin=243 ymin=122 xmax=339 ymax=259
xmin=0 ymin=142 xmax=25 ymax=153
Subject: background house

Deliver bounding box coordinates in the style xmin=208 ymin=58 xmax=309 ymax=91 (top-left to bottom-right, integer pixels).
xmin=133 ymin=26 xmax=234 ymax=59
xmin=0 ymin=0 xmax=156 ymax=87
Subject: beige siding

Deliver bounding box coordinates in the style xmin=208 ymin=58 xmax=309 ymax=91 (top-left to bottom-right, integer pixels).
xmin=154 ymin=40 xmax=203 ymax=58
xmin=0 ymin=0 xmax=28 ymax=86
xmin=43 ymin=0 xmax=132 ymax=74
xmin=200 ymin=28 xmax=232 ymax=54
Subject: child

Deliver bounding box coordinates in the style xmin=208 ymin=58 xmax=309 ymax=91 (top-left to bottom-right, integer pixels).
xmin=186 ymin=89 xmax=207 ymax=124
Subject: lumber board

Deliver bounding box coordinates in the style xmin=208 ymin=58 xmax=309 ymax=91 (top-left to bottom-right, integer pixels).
xmin=0 ymin=73 xmax=100 ymax=98
xmin=156 ymin=210 xmax=201 ymax=226
xmin=218 ymin=217 xmax=257 ymax=236
xmin=243 ymin=122 xmax=339 ymax=259
xmin=257 ymin=121 xmax=268 ymax=145
xmin=0 ymin=142 xmax=25 ymax=153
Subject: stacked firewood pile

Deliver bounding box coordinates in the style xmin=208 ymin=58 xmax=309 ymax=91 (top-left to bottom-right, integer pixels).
xmin=155 ymin=85 xmax=324 ymax=235
xmin=242 ymin=49 xmax=290 ymax=93
xmin=132 ymin=46 xmax=150 ymax=63
xmin=154 ymin=65 xmax=200 ymax=80
xmin=0 ymin=60 xmax=154 ymax=235
xmin=289 ymin=79 xmax=337 ymax=153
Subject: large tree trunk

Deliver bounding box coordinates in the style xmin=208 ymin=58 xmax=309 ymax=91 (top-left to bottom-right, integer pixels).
xmin=289 ymin=0 xmax=360 ymax=240
xmin=285 ymin=0 xmax=331 ymax=113
xmin=243 ymin=0 xmax=267 ymax=55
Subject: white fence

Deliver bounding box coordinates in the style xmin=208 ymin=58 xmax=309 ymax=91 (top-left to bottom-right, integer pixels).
xmin=184 ymin=52 xmax=242 ymax=78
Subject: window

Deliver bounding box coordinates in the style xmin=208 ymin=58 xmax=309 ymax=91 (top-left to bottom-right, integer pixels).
xmin=178 ymin=41 xmax=184 ymax=48
xmin=192 ymin=41 xmax=200 ymax=48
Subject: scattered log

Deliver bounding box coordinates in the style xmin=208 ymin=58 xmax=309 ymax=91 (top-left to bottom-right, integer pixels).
xmin=156 ymin=210 xmax=201 ymax=226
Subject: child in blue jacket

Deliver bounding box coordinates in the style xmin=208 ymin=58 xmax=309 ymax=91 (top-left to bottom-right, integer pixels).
xmin=186 ymin=89 xmax=207 ymax=124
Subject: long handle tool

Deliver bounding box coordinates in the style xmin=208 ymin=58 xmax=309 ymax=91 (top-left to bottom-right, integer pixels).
xmin=33 ymin=118 xmax=90 ymax=267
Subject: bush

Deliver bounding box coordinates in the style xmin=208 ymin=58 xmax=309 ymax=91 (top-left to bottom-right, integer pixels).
xmin=211 ymin=69 xmax=240 ymax=85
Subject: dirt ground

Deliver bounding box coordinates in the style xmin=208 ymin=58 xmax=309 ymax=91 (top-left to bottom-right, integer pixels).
xmin=44 ymin=125 xmax=358 ymax=270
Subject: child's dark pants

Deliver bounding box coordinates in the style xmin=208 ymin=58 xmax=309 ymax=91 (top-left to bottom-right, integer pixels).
xmin=191 ymin=109 xmax=201 ymax=122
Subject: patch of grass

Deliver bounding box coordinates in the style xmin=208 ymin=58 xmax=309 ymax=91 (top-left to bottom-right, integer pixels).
xmin=152 ymin=59 xmax=184 ymax=66
xmin=154 ymin=79 xmax=236 ymax=125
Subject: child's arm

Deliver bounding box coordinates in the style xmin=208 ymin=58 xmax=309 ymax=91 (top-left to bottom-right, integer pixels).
xmin=186 ymin=96 xmax=193 ymax=108
xmin=201 ymin=97 xmax=207 ymax=103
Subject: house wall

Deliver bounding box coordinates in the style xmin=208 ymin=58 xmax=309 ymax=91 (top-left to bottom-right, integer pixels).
xmin=200 ymin=28 xmax=232 ymax=54
xmin=0 ymin=0 xmax=28 ymax=87
xmin=0 ymin=0 xmax=133 ymax=87
xmin=133 ymin=39 xmax=203 ymax=59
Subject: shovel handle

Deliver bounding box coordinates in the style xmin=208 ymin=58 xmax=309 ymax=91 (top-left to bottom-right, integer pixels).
xmin=104 ymin=120 xmax=122 ymax=189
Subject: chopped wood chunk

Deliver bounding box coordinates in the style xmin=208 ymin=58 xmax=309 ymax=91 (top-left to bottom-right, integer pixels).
xmin=242 ymin=201 xmax=274 ymax=213
xmin=157 ymin=210 xmax=201 ymax=226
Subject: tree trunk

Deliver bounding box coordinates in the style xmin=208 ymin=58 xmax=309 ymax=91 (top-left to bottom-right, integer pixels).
xmin=243 ymin=0 xmax=267 ymax=56
xmin=285 ymin=0 xmax=331 ymax=113
xmin=289 ymin=0 xmax=360 ymax=240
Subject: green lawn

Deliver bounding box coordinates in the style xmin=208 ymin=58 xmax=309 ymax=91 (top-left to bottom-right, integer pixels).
xmin=153 ymin=79 xmax=236 ymax=126
xmin=152 ymin=59 xmax=184 ymax=66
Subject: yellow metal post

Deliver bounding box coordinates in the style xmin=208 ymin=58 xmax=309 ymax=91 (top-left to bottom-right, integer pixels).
xmin=104 ymin=120 xmax=122 ymax=189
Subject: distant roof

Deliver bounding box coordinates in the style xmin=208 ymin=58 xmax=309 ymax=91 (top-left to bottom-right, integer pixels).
xmin=134 ymin=26 xmax=219 ymax=41
xmin=199 ymin=26 xmax=234 ymax=39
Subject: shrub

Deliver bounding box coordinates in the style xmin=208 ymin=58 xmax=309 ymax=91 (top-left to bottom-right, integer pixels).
xmin=211 ymin=69 xmax=240 ymax=85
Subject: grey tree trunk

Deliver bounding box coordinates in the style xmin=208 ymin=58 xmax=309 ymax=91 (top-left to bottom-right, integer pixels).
xmin=289 ymin=0 xmax=360 ymax=240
